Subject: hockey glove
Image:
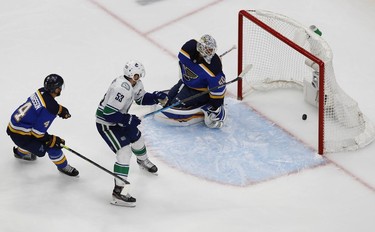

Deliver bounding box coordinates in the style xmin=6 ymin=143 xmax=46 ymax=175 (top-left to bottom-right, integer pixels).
xmin=118 ymin=114 xmax=141 ymax=128
xmin=201 ymin=105 xmax=226 ymax=129
xmin=152 ymin=91 xmax=169 ymax=106
xmin=58 ymin=106 xmax=71 ymax=119
xmin=46 ymin=135 xmax=65 ymax=149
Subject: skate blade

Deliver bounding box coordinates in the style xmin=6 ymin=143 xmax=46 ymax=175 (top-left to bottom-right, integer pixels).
xmin=138 ymin=166 xmax=159 ymax=176
xmin=110 ymin=199 xmax=136 ymax=207
xmin=58 ymin=171 xmax=80 ymax=178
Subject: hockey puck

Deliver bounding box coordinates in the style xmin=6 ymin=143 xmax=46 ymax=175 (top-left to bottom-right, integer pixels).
xmin=302 ymin=114 xmax=307 ymax=120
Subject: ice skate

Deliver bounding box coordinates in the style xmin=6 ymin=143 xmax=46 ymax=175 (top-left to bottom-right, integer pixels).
xmin=137 ymin=158 xmax=158 ymax=174
xmin=13 ymin=147 xmax=36 ymax=161
xmin=110 ymin=185 xmax=136 ymax=207
xmin=58 ymin=164 xmax=79 ymax=177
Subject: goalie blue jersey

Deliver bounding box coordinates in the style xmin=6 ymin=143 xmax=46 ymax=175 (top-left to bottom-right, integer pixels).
xmin=7 ymin=88 xmax=61 ymax=140
xmin=178 ymin=39 xmax=226 ymax=101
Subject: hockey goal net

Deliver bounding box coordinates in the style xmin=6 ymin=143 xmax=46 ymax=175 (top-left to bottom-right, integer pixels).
xmin=237 ymin=9 xmax=375 ymax=154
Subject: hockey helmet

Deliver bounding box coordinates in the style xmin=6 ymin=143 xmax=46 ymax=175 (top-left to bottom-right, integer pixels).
xmin=123 ymin=60 xmax=145 ymax=80
xmin=44 ymin=74 xmax=64 ymax=93
xmin=197 ymin=34 xmax=217 ymax=64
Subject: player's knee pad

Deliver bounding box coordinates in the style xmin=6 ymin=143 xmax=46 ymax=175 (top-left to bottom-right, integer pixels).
xmin=131 ymin=136 xmax=147 ymax=157
xmin=131 ymin=136 xmax=145 ymax=150
xmin=116 ymin=145 xmax=132 ymax=164
xmin=10 ymin=135 xmax=47 ymax=157
xmin=47 ymin=148 xmax=63 ymax=158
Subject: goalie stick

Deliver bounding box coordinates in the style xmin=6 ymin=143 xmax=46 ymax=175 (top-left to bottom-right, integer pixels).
xmin=62 ymin=145 xmax=130 ymax=185
xmin=219 ymin=44 xmax=236 ymax=58
xmin=143 ymin=64 xmax=252 ymax=118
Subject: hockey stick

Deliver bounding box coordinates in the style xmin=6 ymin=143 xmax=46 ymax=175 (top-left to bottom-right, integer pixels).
xmin=143 ymin=64 xmax=252 ymax=118
xmin=219 ymin=45 xmax=236 ymax=58
xmin=62 ymin=145 xmax=130 ymax=185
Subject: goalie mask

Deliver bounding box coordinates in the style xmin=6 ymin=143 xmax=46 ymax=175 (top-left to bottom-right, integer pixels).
xmin=197 ymin=34 xmax=217 ymax=64
xmin=123 ymin=60 xmax=145 ymax=80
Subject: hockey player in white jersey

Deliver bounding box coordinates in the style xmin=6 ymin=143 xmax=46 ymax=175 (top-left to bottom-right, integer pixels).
xmin=95 ymin=60 xmax=168 ymax=207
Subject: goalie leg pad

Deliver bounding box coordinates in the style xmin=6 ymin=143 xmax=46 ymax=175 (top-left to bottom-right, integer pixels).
xmin=202 ymin=105 xmax=226 ymax=128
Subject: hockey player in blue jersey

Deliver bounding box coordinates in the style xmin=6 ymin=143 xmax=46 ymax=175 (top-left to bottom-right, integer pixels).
xmin=6 ymin=74 xmax=79 ymax=177
xmin=166 ymin=34 xmax=227 ymax=128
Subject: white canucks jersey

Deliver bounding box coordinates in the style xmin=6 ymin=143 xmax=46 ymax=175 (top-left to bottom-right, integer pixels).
xmin=96 ymin=76 xmax=146 ymax=126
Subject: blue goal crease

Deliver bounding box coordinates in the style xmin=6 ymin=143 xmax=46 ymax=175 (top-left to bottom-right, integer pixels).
xmin=143 ymin=97 xmax=326 ymax=186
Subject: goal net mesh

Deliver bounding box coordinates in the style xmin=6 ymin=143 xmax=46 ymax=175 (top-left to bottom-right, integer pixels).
xmin=238 ymin=10 xmax=375 ymax=153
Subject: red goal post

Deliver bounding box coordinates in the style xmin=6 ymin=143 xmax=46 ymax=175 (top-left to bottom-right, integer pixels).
xmin=237 ymin=9 xmax=375 ymax=154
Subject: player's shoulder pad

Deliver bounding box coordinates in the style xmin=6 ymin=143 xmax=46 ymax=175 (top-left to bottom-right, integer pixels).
xmin=133 ymin=79 xmax=144 ymax=90
xmin=120 ymin=81 xmax=131 ymax=91
xmin=112 ymin=77 xmax=134 ymax=101
xmin=206 ymin=54 xmax=223 ymax=76
xmin=180 ymin=39 xmax=199 ymax=57
xmin=113 ymin=76 xmax=132 ymax=91
xmin=39 ymin=87 xmax=60 ymax=115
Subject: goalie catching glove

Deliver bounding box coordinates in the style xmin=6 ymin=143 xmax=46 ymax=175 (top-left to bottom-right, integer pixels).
xmin=201 ymin=105 xmax=226 ymax=128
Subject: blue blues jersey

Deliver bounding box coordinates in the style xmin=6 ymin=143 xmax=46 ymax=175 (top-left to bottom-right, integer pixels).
xmin=7 ymin=88 xmax=63 ymax=141
xmin=178 ymin=39 xmax=226 ymax=107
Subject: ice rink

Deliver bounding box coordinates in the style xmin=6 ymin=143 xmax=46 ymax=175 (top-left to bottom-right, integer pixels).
xmin=1 ymin=0 xmax=375 ymax=231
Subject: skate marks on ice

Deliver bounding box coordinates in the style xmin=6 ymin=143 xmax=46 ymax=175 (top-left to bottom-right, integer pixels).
xmin=136 ymin=0 xmax=165 ymax=6
xmin=143 ymin=98 xmax=326 ymax=186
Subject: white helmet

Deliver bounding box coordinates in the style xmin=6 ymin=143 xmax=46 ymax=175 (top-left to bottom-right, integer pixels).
xmin=197 ymin=34 xmax=217 ymax=64
xmin=123 ymin=60 xmax=145 ymax=79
